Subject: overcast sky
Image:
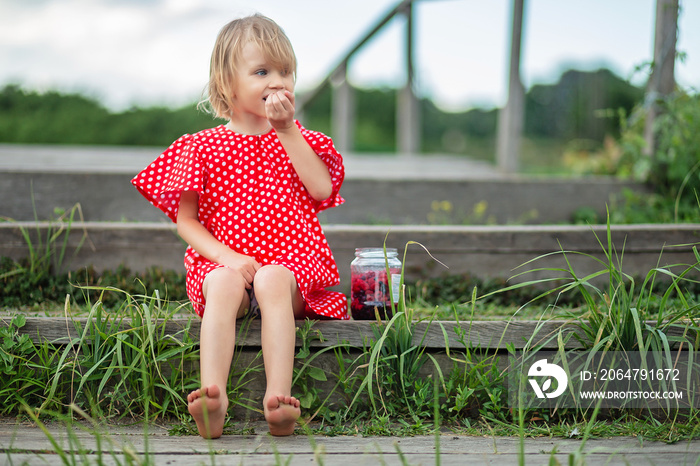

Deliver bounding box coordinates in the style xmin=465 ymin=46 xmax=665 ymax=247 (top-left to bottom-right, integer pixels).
xmin=1 ymin=0 xmax=698 ymax=112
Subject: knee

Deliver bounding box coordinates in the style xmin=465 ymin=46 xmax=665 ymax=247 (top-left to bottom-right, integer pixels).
xmin=253 ymin=265 xmax=296 ymax=293
xmin=203 ymin=267 xmax=248 ymax=301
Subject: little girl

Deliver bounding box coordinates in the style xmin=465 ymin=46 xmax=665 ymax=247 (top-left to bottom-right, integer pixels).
xmin=131 ymin=14 xmax=348 ymax=438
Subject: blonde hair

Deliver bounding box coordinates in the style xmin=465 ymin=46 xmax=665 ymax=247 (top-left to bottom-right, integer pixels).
xmin=202 ymin=14 xmax=297 ymax=119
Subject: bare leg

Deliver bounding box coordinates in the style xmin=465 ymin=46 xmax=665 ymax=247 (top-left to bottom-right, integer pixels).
xmin=253 ymin=265 xmax=305 ymax=436
xmin=188 ymin=268 xmax=249 ymax=439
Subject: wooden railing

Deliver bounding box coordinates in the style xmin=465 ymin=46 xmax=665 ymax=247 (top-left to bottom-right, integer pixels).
xmin=296 ymin=0 xmax=526 ymax=172
xmin=297 ymin=0 xmax=419 ymax=154
xmin=297 ymin=0 xmax=679 ymax=175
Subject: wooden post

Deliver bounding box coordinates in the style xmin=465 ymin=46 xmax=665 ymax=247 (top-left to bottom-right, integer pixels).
xmin=331 ymin=63 xmax=355 ymax=153
xmin=643 ymin=0 xmax=678 ymax=156
xmin=496 ymin=0 xmax=525 ymax=174
xmin=397 ymin=0 xmax=420 ymax=154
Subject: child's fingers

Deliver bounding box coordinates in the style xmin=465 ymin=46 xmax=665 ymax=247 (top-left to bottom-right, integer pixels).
xmin=244 ymin=261 xmax=260 ymax=285
xmin=284 ymin=90 xmax=295 ymax=107
xmin=267 ymin=91 xmax=294 ymax=113
xmin=266 ymin=92 xmax=295 ymax=127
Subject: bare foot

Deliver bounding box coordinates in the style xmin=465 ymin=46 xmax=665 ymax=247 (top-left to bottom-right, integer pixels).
xmin=187 ymin=384 xmax=227 ymax=439
xmin=264 ymin=395 xmax=300 ymax=436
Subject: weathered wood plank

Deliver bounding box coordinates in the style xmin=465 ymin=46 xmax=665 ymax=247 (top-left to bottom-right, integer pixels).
xmin=6 ymin=316 xmax=581 ymax=349
xmin=1 ymin=423 xmax=699 ymax=466
xmin=4 ymin=317 xmax=694 ymax=350
xmin=2 ymin=222 xmax=699 ymax=291
xmin=0 ymin=147 xmax=648 ymax=225
xmin=4 ymin=451 xmax=699 ymax=466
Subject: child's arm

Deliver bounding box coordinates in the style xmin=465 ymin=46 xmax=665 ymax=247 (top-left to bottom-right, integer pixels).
xmin=266 ymin=90 xmax=333 ymax=202
xmin=177 ymin=190 xmax=260 ymax=288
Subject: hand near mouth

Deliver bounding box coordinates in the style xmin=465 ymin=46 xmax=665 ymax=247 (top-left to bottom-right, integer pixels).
xmin=266 ymin=90 xmax=296 ymax=132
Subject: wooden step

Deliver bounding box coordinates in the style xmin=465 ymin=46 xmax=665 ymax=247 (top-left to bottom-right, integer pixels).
xmin=0 ymin=170 xmax=647 ymax=225
xmin=4 ymin=315 xmax=695 ymax=419
xmin=8 ymin=317 xmax=585 ymax=350
xmin=1 ymin=157 xmax=647 ymax=225
xmin=1 ymin=222 xmax=698 ymax=292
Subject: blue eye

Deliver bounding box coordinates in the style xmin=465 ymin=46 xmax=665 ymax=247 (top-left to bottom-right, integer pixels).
xmin=255 ymin=69 xmax=267 ymax=76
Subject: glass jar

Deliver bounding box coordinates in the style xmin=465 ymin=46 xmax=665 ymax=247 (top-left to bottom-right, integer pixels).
xmin=350 ymin=247 xmax=402 ymax=320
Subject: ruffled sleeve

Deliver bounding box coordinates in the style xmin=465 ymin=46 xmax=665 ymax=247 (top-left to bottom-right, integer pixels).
xmin=131 ymin=134 xmax=207 ymax=223
xmin=298 ymin=123 xmax=345 ymax=212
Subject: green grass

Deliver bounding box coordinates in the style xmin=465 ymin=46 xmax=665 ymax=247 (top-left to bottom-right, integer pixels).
xmin=1 ymin=218 xmax=700 ymax=464
xmin=4 ymin=293 xmax=698 ymax=442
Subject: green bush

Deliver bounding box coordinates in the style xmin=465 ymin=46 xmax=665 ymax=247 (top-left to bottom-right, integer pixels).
xmin=563 ymin=89 xmax=700 ymax=223
xmin=0 ymin=256 xmax=73 ymax=307
xmin=412 ymin=273 xmax=584 ymax=308
xmin=648 ymin=92 xmax=700 ymax=216
xmin=0 ymin=257 xmax=187 ymax=308
xmin=615 ymin=90 xmax=700 ymax=223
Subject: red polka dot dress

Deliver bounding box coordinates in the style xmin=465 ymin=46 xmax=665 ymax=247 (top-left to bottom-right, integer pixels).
xmin=131 ymin=121 xmax=349 ymax=320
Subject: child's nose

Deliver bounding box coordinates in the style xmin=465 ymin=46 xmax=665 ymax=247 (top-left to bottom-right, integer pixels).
xmin=269 ymin=73 xmax=286 ymax=89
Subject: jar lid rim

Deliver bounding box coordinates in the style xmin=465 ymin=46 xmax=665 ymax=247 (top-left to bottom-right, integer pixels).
xmin=354 ymin=247 xmax=398 ymax=254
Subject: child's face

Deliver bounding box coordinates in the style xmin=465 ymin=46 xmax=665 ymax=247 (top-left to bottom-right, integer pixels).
xmin=232 ymin=42 xmax=295 ymax=119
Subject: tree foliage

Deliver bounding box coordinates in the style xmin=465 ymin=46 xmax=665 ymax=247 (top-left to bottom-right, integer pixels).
xmin=525 ymin=68 xmax=643 ymax=141
xmin=0 ymin=84 xmax=220 ymax=146
xmin=0 ymin=67 xmax=642 ymax=152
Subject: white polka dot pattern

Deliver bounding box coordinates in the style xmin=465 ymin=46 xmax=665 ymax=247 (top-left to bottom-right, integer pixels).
xmin=131 ymin=122 xmax=348 ymax=319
